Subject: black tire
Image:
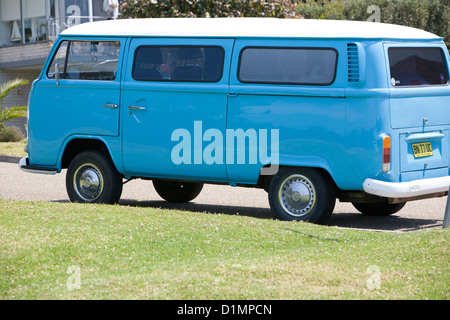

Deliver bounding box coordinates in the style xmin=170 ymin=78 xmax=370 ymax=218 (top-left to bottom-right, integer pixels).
xmin=153 ymin=180 xmax=203 ymax=203
xmin=66 ymin=150 xmax=122 ymax=204
xmin=268 ymin=167 xmax=336 ymax=224
xmin=352 ymin=202 xmax=406 ymax=216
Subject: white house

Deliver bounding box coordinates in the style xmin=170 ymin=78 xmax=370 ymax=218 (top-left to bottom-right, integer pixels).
xmin=0 ymin=0 xmax=119 ymax=108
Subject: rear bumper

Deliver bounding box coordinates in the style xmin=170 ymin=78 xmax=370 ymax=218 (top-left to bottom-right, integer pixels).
xmin=19 ymin=157 xmax=58 ymax=175
xmin=363 ymin=176 xmax=450 ymax=199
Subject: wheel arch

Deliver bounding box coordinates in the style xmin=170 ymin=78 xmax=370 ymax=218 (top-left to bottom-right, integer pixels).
xmin=59 ymin=136 xmax=118 ymax=171
xmin=258 ymin=164 xmax=339 ymax=193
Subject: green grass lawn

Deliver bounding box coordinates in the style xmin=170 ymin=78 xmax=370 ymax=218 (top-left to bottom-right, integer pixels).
xmin=0 ymin=199 xmax=448 ymax=300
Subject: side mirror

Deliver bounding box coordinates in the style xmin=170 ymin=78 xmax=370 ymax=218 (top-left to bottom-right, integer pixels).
xmin=55 ymin=63 xmax=60 ymax=86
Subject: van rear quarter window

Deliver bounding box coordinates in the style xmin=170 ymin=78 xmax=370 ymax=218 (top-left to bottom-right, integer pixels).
xmin=132 ymin=46 xmax=225 ymax=82
xmin=47 ymin=40 xmax=120 ymax=81
xmin=389 ymin=47 xmax=449 ymax=86
xmin=238 ymin=47 xmax=338 ymax=85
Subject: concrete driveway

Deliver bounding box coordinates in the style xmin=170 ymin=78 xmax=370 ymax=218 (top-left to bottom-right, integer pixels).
xmin=0 ymin=160 xmax=448 ymax=232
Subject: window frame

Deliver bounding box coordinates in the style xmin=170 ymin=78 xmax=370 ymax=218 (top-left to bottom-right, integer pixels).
xmin=132 ymin=45 xmax=226 ymax=83
xmin=237 ymin=46 xmax=339 ymax=86
xmin=46 ymin=39 xmax=121 ymax=81
xmin=46 ymin=40 xmax=68 ymax=79
xmin=388 ymin=46 xmax=449 ymax=88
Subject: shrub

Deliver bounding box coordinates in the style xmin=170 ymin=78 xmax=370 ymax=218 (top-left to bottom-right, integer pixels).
xmin=0 ymin=106 xmax=27 ymax=128
xmin=296 ymin=0 xmax=450 ymax=48
xmin=0 ymin=126 xmax=24 ymax=142
xmin=0 ymin=79 xmax=28 ymax=138
xmin=119 ymin=0 xmax=297 ymax=18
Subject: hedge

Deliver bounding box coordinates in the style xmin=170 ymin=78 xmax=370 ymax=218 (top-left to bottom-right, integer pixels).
xmin=297 ymin=0 xmax=449 ymax=48
xmin=119 ymin=0 xmax=297 ymax=18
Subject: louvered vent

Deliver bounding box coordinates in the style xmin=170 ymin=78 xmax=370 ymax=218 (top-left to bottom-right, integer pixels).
xmin=347 ymin=43 xmax=359 ymax=82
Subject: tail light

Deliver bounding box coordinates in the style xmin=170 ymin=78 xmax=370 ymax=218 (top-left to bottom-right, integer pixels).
xmin=382 ymin=136 xmax=391 ymax=172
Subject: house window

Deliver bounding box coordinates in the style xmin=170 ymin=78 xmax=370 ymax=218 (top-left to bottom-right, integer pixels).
xmin=0 ymin=0 xmax=47 ymax=45
xmin=0 ymin=0 xmax=118 ymax=46
xmin=48 ymin=0 xmax=116 ymax=40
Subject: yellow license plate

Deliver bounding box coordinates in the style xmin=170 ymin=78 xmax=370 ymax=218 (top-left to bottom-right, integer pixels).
xmin=412 ymin=142 xmax=433 ymax=158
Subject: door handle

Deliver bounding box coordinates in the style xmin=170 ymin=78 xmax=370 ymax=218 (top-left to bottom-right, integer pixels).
xmin=128 ymin=105 xmax=146 ymax=110
xmin=104 ymin=104 xmax=118 ymax=109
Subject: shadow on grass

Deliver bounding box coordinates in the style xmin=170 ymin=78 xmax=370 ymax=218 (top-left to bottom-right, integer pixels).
xmin=327 ymin=212 xmax=442 ymax=232
xmin=118 ymin=198 xmax=275 ymax=220
xmin=110 ymin=198 xmax=443 ymax=232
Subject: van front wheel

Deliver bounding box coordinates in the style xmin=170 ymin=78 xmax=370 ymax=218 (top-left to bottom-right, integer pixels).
xmin=153 ymin=180 xmax=203 ymax=203
xmin=268 ymin=168 xmax=336 ymax=224
xmin=66 ymin=150 xmax=123 ymax=204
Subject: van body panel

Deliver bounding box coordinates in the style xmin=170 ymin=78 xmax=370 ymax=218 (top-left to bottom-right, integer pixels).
xmin=226 ymin=93 xmax=346 ymax=184
xmin=56 ymin=134 xmax=123 ymax=172
xmin=399 ymin=130 xmax=449 ymax=173
xmin=341 ymin=96 xmax=392 ymax=188
xmin=227 ymin=38 xmax=347 ymax=185
xmin=29 ymin=80 xmax=121 ymax=167
xmin=27 ymin=37 xmax=125 ymax=167
xmin=121 ymin=38 xmax=235 ymax=181
xmin=390 ymin=90 xmax=450 ymax=129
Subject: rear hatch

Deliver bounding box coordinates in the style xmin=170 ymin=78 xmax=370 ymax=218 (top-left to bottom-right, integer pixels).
xmin=387 ymin=45 xmax=450 ymax=174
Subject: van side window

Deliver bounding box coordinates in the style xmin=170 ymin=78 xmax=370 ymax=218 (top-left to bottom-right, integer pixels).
xmin=389 ymin=47 xmax=449 ymax=86
xmin=238 ymin=47 xmax=337 ymax=85
xmin=47 ymin=40 xmax=120 ymax=81
xmin=132 ymin=46 xmax=224 ymax=82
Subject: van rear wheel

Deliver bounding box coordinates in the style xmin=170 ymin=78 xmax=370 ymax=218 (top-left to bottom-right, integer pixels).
xmin=66 ymin=150 xmax=123 ymax=204
xmin=352 ymin=202 xmax=406 ymax=216
xmin=153 ymin=180 xmax=203 ymax=203
xmin=268 ymin=167 xmax=336 ymax=224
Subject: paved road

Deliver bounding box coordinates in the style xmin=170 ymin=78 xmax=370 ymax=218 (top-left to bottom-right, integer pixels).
xmin=0 ymin=161 xmax=448 ymax=232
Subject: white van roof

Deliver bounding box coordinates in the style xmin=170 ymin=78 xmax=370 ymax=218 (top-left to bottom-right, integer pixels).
xmin=62 ymin=18 xmax=440 ymax=40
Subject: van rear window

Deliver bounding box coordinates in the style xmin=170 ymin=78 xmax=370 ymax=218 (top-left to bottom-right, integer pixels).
xmin=47 ymin=40 xmax=120 ymax=81
xmin=238 ymin=47 xmax=337 ymax=85
xmin=389 ymin=47 xmax=449 ymax=86
xmin=133 ymin=46 xmax=224 ymax=82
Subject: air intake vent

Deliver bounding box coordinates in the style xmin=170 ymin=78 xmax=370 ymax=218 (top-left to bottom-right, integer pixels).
xmin=347 ymin=43 xmax=360 ymax=82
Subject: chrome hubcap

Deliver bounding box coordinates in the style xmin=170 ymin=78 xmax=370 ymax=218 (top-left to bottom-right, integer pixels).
xmin=73 ymin=163 xmax=103 ymax=201
xmin=278 ymin=174 xmax=315 ymax=217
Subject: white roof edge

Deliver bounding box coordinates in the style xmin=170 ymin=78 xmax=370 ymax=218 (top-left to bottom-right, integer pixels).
xmin=61 ymin=18 xmax=440 ymax=40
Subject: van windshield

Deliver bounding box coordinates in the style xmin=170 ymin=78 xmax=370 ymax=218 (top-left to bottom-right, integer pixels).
xmin=389 ymin=47 xmax=449 ymax=87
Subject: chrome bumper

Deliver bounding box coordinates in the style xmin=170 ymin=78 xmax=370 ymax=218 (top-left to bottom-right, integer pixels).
xmin=363 ymin=176 xmax=450 ymax=198
xmin=19 ymin=157 xmax=58 ymax=175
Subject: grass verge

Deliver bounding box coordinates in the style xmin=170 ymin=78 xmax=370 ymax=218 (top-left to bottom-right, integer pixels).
xmin=0 ymin=140 xmax=27 ymax=158
xmin=0 ymin=199 xmax=448 ymax=299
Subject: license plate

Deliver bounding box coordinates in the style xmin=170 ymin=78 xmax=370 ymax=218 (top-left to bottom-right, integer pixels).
xmin=412 ymin=142 xmax=433 ymax=158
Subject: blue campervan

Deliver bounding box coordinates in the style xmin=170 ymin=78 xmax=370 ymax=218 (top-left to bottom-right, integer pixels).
xmin=20 ymin=18 xmax=450 ymax=224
